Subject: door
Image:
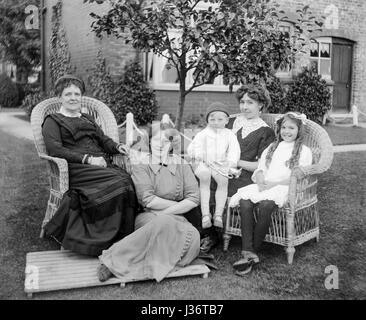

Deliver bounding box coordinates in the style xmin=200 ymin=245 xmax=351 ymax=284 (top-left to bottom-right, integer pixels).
xmin=331 ymin=39 xmax=353 ymax=111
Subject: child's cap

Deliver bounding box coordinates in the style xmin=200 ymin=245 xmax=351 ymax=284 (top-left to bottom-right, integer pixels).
xmin=205 ymin=102 xmax=230 ymax=122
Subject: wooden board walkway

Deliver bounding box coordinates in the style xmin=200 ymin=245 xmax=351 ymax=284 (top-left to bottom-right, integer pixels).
xmin=24 ymin=250 xmax=210 ymax=298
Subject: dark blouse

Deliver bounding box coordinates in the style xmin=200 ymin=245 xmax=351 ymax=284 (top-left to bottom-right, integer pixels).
xmin=226 ymin=117 xmax=275 ymax=197
xmin=42 ymin=113 xmax=120 ymax=164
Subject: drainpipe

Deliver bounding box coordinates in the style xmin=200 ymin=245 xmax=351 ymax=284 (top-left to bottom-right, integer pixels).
xmin=40 ymin=0 xmax=46 ymax=93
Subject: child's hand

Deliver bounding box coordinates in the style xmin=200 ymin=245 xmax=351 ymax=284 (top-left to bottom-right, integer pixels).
xmin=255 ymin=171 xmax=265 ymax=185
xmin=258 ymin=182 xmax=267 ymax=192
xmin=260 ymin=181 xmax=277 ymax=191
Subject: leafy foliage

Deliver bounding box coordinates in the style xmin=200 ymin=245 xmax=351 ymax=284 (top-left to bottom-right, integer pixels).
xmin=21 ymin=88 xmax=51 ymax=118
xmin=84 ymin=0 xmax=322 ymax=129
xmin=0 ymin=0 xmax=40 ymax=82
xmin=88 ymin=51 xmax=158 ymax=125
xmin=110 ymin=60 xmax=158 ymax=126
xmin=266 ymin=75 xmax=287 ymax=114
xmin=0 ymin=73 xmax=19 ymax=108
xmin=49 ymin=0 xmax=76 ymax=86
xmin=284 ymin=66 xmax=332 ymax=123
xmin=87 ymin=49 xmax=115 ymax=106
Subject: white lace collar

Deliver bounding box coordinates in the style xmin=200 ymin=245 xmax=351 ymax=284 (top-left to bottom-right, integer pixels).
xmin=232 ymin=115 xmax=269 ymax=139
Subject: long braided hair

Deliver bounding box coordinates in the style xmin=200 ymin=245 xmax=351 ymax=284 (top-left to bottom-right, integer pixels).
xmin=265 ymin=113 xmax=306 ymax=169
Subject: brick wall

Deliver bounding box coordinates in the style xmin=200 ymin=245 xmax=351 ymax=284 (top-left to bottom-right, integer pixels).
xmin=43 ymin=0 xmax=136 ymax=92
xmin=276 ymin=0 xmax=366 ymax=120
xmin=43 ymin=0 xmax=366 ymax=121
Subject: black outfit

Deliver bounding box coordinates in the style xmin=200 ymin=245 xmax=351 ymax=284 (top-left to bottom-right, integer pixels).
xmin=240 ymin=199 xmax=278 ymax=251
xmin=204 ymin=116 xmax=275 ymax=247
xmin=42 ymin=113 xmax=138 ymax=256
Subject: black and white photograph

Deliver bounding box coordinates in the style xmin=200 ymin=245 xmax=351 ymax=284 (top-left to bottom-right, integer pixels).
xmin=0 ymin=0 xmax=365 ymax=305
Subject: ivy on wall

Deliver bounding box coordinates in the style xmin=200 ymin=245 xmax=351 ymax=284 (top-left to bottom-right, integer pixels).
xmin=49 ymin=0 xmax=75 ymax=87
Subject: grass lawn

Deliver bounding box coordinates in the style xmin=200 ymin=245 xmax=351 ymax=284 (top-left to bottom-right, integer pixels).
xmin=0 ymin=130 xmax=365 ymax=300
xmin=324 ymin=125 xmax=366 ymax=145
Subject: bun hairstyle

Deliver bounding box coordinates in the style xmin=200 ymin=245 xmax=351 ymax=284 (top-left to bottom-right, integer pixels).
xmin=265 ymin=112 xmax=306 ymax=169
xmin=150 ymin=116 xmax=182 ymax=155
xmin=235 ymin=83 xmax=271 ymax=111
xmin=55 ymin=74 xmax=86 ymax=97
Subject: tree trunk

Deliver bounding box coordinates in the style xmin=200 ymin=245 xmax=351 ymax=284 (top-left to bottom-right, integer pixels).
xmin=175 ymin=56 xmax=186 ymax=131
xmin=175 ymin=90 xmax=186 ymax=131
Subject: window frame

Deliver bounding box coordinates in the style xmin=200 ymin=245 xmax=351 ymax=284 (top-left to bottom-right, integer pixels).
xmin=143 ymin=0 xmax=240 ymax=92
xmin=309 ymin=37 xmax=332 ymax=80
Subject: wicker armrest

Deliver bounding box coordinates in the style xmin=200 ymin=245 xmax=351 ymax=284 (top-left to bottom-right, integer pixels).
xmin=39 ymin=153 xmax=69 ymax=194
xmin=288 ymin=168 xmax=318 ymax=212
xmin=112 ymin=154 xmax=132 ymax=175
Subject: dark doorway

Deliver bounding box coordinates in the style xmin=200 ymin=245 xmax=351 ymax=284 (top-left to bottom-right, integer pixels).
xmin=331 ymin=38 xmax=354 ymax=111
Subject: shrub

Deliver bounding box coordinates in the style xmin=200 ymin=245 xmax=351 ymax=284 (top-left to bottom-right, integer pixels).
xmin=284 ymin=66 xmax=332 ymax=123
xmin=111 ymin=60 xmax=159 ymax=126
xmin=21 ymin=90 xmax=51 ymax=119
xmin=0 ymin=74 xmax=19 ymax=108
xmin=88 ymin=50 xmax=115 ymax=106
xmin=266 ymin=75 xmax=287 ymax=114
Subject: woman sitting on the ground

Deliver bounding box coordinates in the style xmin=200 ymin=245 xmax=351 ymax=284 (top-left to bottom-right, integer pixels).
xmin=42 ymin=74 xmax=138 ymax=256
xmin=97 ymin=123 xmax=201 ymax=282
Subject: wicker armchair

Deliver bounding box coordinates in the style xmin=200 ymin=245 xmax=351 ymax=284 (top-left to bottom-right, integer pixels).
xmin=223 ymin=113 xmax=334 ymax=264
xmin=30 ymin=96 xmax=127 ymax=238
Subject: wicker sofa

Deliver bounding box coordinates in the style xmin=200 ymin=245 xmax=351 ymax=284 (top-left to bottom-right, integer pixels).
xmin=223 ymin=113 xmax=334 ymax=264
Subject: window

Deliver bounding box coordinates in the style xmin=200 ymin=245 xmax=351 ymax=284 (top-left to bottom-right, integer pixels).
xmin=309 ymin=38 xmax=332 ymax=80
xmin=143 ymin=1 xmax=232 ymax=92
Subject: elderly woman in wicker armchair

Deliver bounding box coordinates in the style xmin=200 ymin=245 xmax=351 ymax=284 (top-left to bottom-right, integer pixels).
xmin=41 ymin=75 xmax=138 ymax=256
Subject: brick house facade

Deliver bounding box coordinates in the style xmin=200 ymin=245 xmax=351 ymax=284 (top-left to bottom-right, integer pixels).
xmin=41 ymin=0 xmax=366 ymax=121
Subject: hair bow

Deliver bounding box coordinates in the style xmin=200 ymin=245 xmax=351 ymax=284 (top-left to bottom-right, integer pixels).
xmin=281 ymin=112 xmax=307 ymax=124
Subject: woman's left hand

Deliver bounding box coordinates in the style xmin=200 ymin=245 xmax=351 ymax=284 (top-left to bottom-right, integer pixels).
xmin=117 ymin=144 xmax=128 ymax=155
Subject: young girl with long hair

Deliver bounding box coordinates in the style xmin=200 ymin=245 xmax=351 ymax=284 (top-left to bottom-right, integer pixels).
xmin=229 ymin=112 xmax=313 ymax=276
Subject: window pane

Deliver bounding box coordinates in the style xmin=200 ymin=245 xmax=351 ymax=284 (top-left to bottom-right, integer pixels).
xmin=310 ymin=41 xmax=319 ymax=57
xmin=162 ymin=62 xmax=179 ymax=83
xmin=279 ymin=25 xmax=290 ymax=35
xmin=319 ymin=59 xmax=331 ymax=76
xmin=320 ymin=43 xmax=330 ymax=58
xmin=309 ymin=59 xmax=318 ymax=73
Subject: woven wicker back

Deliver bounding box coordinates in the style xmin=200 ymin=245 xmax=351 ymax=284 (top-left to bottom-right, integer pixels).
xmin=30 ymin=96 xmax=119 ymax=156
xmin=261 ymin=113 xmax=333 ymax=170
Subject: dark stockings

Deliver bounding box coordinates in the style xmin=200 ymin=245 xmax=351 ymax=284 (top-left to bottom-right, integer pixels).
xmin=240 ymin=199 xmax=278 ymax=252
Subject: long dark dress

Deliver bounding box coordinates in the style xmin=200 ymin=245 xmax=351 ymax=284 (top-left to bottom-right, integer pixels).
xmin=226 ymin=117 xmax=276 ymax=196
xmin=42 ymin=113 xmax=138 ymax=256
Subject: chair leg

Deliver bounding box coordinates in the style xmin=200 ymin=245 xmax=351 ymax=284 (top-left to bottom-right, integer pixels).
xmin=39 ymin=228 xmax=45 ymax=238
xmin=223 ymin=233 xmax=231 ymax=252
xmin=285 ymin=246 xmax=295 ymax=264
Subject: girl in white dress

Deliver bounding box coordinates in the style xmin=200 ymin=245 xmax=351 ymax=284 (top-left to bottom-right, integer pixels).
xmin=229 ymin=112 xmax=313 ymax=276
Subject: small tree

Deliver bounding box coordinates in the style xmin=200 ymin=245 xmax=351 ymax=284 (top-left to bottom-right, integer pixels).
xmin=284 ymin=66 xmax=331 ymax=123
xmin=111 ymin=60 xmax=158 ymax=126
xmin=85 ymin=0 xmax=322 ymax=129
xmin=88 ymin=49 xmax=115 ymax=106
xmin=0 ymin=73 xmax=19 ymax=108
xmin=0 ymin=0 xmax=40 ymax=82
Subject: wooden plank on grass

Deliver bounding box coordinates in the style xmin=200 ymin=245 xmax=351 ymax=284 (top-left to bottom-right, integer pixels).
xmin=24 ymin=250 xmax=210 ymax=297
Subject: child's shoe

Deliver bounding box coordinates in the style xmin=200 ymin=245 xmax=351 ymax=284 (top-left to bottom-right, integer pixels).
xmin=213 ymin=214 xmax=223 ymax=228
xmin=202 ymin=214 xmax=212 ymax=229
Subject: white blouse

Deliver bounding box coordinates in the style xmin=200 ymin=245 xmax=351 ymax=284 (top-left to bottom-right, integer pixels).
xmin=252 ymin=141 xmax=313 ymax=183
xmin=187 ymin=127 xmax=240 ymax=165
